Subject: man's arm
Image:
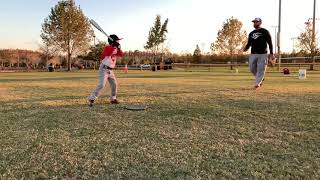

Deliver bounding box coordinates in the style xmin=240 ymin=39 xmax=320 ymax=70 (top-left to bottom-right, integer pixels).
xmin=266 ymin=30 xmax=276 ymax=65
xmin=266 ymin=30 xmax=273 ymax=54
xmin=243 ymin=34 xmax=252 ymax=52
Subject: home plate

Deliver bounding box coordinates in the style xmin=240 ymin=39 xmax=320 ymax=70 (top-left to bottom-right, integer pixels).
xmin=125 ymin=105 xmax=147 ymax=111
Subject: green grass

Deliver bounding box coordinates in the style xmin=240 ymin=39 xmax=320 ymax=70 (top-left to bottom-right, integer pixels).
xmin=0 ymin=69 xmax=319 ymax=179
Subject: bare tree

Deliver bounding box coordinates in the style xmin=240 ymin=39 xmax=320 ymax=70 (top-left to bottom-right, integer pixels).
xmin=297 ymin=19 xmax=318 ymax=54
xmin=39 ymin=41 xmax=58 ymax=68
xmin=0 ymin=50 xmax=5 ymax=69
xmin=297 ymin=19 xmax=319 ymax=70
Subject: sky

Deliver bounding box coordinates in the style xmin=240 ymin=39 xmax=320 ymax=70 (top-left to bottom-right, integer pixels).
xmin=0 ymin=0 xmax=319 ymax=54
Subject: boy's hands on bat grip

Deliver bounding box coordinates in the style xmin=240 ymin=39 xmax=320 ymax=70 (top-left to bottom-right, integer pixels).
xmin=113 ymin=42 xmax=121 ymax=49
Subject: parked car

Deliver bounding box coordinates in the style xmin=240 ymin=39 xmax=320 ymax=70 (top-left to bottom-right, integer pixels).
xmin=141 ymin=64 xmax=151 ymax=68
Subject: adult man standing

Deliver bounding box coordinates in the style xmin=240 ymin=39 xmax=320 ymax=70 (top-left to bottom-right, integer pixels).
xmin=244 ymin=18 xmax=275 ymax=89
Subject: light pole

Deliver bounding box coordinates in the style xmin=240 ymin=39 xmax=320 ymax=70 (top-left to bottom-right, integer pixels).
xmin=291 ymin=37 xmax=297 ymax=53
xmin=93 ymin=34 xmax=96 ymax=70
xmin=271 ymin=26 xmax=278 ymax=54
xmin=277 ymin=0 xmax=282 ymax=71
xmin=311 ymin=0 xmax=317 ymax=70
xmin=318 ymin=37 xmax=320 ymax=51
xmin=93 ymin=34 xmax=96 ymax=46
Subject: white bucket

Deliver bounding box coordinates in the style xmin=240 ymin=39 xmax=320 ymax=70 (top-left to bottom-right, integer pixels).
xmin=299 ymin=69 xmax=307 ymax=79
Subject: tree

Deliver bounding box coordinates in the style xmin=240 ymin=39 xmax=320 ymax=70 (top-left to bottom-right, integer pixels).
xmin=27 ymin=51 xmax=41 ymax=68
xmin=39 ymin=40 xmax=58 ymax=68
xmin=297 ymin=19 xmax=319 ymax=70
xmin=144 ymin=15 xmax=169 ymax=62
xmin=41 ymin=0 xmax=93 ymax=71
xmin=0 ymin=50 xmax=14 ymax=68
xmin=79 ymin=42 xmax=106 ymax=62
xmin=297 ymin=19 xmax=318 ymax=54
xmin=0 ymin=50 xmax=5 ymax=69
xmin=7 ymin=50 xmax=17 ymax=67
xmin=193 ymin=45 xmax=202 ymax=63
xmin=19 ymin=50 xmax=29 ymax=68
xmin=1 ymin=49 xmax=14 ymax=68
xmin=211 ymin=17 xmax=247 ymax=56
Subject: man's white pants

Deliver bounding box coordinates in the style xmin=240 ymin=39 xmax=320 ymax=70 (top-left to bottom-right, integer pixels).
xmin=249 ymin=54 xmax=268 ymax=86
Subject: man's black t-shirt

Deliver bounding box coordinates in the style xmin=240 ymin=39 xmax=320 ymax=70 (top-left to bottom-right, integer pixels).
xmin=245 ymin=28 xmax=273 ymax=54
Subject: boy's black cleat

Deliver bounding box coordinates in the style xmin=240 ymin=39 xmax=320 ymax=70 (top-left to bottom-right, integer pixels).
xmin=89 ymin=99 xmax=95 ymax=107
xmin=110 ymin=99 xmax=120 ymax=104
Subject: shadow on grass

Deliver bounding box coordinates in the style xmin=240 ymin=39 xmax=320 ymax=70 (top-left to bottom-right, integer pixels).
xmin=0 ymin=73 xmax=251 ymax=83
xmin=123 ymin=73 xmax=253 ymax=79
xmin=0 ymin=76 xmax=96 ymax=83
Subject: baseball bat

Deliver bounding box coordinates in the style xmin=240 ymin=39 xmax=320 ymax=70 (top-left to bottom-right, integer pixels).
xmin=89 ymin=19 xmax=114 ymax=42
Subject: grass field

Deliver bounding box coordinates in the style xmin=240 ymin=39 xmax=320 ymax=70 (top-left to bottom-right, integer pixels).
xmin=0 ymin=69 xmax=319 ymax=179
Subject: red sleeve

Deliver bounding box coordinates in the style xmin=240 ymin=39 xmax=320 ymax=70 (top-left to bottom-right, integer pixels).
xmin=102 ymin=45 xmax=114 ymax=60
xmin=117 ymin=49 xmax=124 ymax=57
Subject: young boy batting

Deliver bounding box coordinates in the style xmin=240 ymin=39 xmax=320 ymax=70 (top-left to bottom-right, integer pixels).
xmin=88 ymin=34 xmax=123 ymax=106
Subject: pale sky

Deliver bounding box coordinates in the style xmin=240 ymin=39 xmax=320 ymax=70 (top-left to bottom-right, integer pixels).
xmin=0 ymin=0 xmax=319 ymax=53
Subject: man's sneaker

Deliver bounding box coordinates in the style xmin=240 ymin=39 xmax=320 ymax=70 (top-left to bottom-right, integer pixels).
xmin=88 ymin=99 xmax=95 ymax=107
xmin=254 ymin=84 xmax=261 ymax=90
xmin=110 ymin=99 xmax=120 ymax=104
xmin=260 ymin=78 xmax=265 ymax=87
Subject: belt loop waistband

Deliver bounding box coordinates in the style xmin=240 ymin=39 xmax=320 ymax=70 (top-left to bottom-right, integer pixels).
xmin=103 ymin=65 xmax=113 ymax=70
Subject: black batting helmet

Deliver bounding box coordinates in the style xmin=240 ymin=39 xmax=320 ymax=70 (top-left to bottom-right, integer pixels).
xmin=108 ymin=34 xmax=122 ymax=44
